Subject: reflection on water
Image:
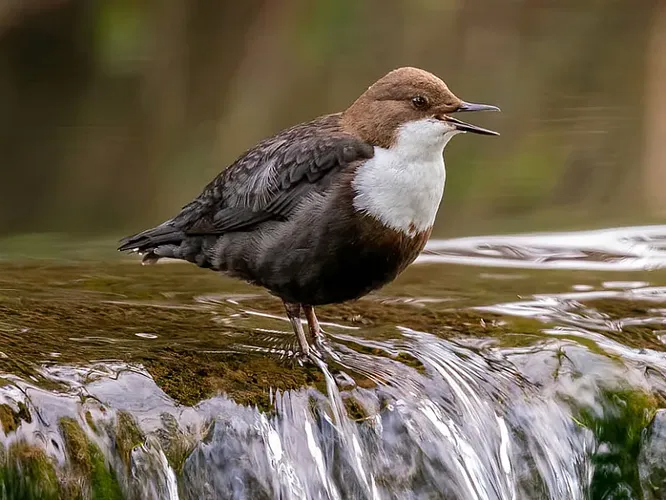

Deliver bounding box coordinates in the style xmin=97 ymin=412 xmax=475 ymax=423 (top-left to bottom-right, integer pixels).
xmin=2 ymin=226 xmax=666 ymax=499
xmin=421 ymin=225 xmax=666 ymax=271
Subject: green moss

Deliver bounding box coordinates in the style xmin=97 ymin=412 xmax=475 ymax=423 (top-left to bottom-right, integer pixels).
xmin=114 ymin=411 xmax=145 ymax=469
xmin=580 ymin=299 xmax=666 ymax=350
xmin=0 ymin=442 xmax=60 ymax=500
xmin=546 ymin=333 xmax=616 ymax=359
xmin=16 ymin=402 xmax=32 ymax=424
xmin=144 ymin=349 xmax=329 ymax=412
xmin=85 ymin=411 xmax=98 ymax=434
xmin=393 ymin=352 xmax=426 ymax=373
xmin=343 ymin=397 xmax=369 ymax=421
xmin=88 ymin=443 xmax=123 ymax=500
xmin=155 ymin=413 xmax=195 ymax=474
xmin=586 ymin=299 xmax=656 ymax=321
xmin=59 ymin=417 xmax=92 ymax=476
xmin=59 ymin=417 xmax=124 ymax=500
xmin=574 ymin=389 xmax=658 ymax=499
xmin=0 ymin=404 xmax=18 ymax=434
xmin=0 ymin=403 xmax=31 ymax=436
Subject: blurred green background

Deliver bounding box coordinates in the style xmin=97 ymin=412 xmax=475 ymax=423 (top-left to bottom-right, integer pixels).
xmin=1 ymin=0 xmax=664 ymax=240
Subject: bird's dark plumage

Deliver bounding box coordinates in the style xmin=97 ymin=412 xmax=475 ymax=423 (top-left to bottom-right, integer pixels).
xmin=119 ymin=67 xmax=500 ymax=356
xmin=119 ymin=113 xmax=374 ymax=270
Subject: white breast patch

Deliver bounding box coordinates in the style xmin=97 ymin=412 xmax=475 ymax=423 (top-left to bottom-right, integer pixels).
xmin=352 ymin=118 xmax=461 ymax=236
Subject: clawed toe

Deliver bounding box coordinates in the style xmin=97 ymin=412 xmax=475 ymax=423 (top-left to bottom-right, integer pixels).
xmin=313 ymin=333 xmax=327 ymax=350
xmin=293 ymin=345 xmax=322 ymax=364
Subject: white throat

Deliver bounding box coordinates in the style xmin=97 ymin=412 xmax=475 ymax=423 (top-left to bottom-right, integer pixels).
xmin=352 ymin=118 xmax=461 ymax=236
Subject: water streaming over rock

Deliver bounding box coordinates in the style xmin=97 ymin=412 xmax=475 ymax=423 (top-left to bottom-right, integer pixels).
xmin=2 ymin=225 xmax=666 ymax=499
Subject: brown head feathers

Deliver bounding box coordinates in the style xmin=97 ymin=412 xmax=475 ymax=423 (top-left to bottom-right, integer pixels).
xmin=341 ymin=67 xmax=498 ymax=148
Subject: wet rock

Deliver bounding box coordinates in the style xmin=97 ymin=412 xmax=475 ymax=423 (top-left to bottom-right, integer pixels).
xmin=113 ymin=411 xmax=146 ymax=470
xmin=60 ymin=417 xmax=92 ymax=476
xmin=182 ymin=412 xmax=275 ymax=500
xmin=144 ymin=349 xmax=330 ymax=411
xmin=87 ymin=440 xmax=124 ymax=500
xmin=639 ymin=409 xmax=666 ymax=498
xmin=129 ymin=436 xmax=179 ymax=500
xmin=577 ymin=389 xmax=657 ymax=499
xmin=59 ymin=416 xmax=124 ymax=499
xmin=154 ymin=412 xmax=198 ymax=474
xmin=342 ymin=396 xmax=368 ymax=421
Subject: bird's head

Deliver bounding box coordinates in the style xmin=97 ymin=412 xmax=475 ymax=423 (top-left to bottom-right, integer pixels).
xmin=342 ymin=67 xmax=499 ymax=150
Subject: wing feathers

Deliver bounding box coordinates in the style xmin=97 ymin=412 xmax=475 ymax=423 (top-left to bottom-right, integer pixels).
xmin=183 ymin=114 xmax=373 ymax=235
xmin=119 ymin=113 xmax=374 ymax=252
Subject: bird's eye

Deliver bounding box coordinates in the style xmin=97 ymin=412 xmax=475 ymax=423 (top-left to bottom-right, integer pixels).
xmin=411 ymin=96 xmax=428 ymax=109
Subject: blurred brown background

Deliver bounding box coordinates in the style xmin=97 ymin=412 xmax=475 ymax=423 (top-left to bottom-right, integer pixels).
xmin=0 ymin=0 xmax=664 ymax=240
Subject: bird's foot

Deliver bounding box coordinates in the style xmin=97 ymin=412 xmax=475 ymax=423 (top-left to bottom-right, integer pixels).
xmin=293 ymin=343 xmax=322 ymax=364
xmin=313 ymin=332 xmax=327 ymax=351
xmin=308 ymin=333 xmax=342 ymax=362
xmin=287 ymin=303 xmax=337 ymax=363
xmin=293 ymin=330 xmax=323 ymax=362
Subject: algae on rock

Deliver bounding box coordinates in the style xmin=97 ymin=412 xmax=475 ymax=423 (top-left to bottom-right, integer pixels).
xmin=0 ymin=442 xmax=60 ymax=500
xmin=59 ymin=416 xmax=124 ymax=500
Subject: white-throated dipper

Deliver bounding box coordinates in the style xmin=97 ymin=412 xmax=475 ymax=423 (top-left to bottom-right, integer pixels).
xmin=119 ymin=67 xmax=499 ymax=357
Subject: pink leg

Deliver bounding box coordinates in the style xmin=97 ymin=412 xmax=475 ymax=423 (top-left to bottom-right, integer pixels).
xmin=303 ymin=305 xmax=325 ymax=347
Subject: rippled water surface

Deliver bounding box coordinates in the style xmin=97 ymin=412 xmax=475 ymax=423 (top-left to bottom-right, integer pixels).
xmin=2 ymin=226 xmax=666 ymax=499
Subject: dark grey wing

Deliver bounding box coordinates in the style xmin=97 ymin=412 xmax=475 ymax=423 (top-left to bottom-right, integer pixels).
xmin=181 ymin=114 xmax=374 ymax=235
xmin=118 ymin=114 xmax=372 ymax=253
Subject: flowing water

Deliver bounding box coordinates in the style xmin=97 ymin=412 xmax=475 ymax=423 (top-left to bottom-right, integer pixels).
xmin=3 ymin=225 xmax=666 ymax=499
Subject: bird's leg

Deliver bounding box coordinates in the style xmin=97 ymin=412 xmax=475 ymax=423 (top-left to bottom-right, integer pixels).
xmin=283 ymin=301 xmax=310 ymax=357
xmin=303 ymin=305 xmax=325 ymax=348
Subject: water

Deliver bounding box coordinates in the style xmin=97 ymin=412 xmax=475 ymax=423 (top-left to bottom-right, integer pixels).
xmin=2 ymin=226 xmax=666 ymax=499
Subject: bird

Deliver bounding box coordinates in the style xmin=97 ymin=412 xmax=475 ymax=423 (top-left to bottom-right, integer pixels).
xmin=118 ymin=67 xmax=499 ymax=358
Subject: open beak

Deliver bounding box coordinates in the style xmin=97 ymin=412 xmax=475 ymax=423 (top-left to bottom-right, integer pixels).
xmin=437 ymin=100 xmax=500 ymax=136
xmin=443 ymin=115 xmax=499 ymax=136
xmin=456 ymin=101 xmax=500 ymax=113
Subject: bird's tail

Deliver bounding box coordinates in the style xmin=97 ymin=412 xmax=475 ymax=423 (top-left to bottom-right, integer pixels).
xmin=118 ymin=221 xmax=186 ymax=265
